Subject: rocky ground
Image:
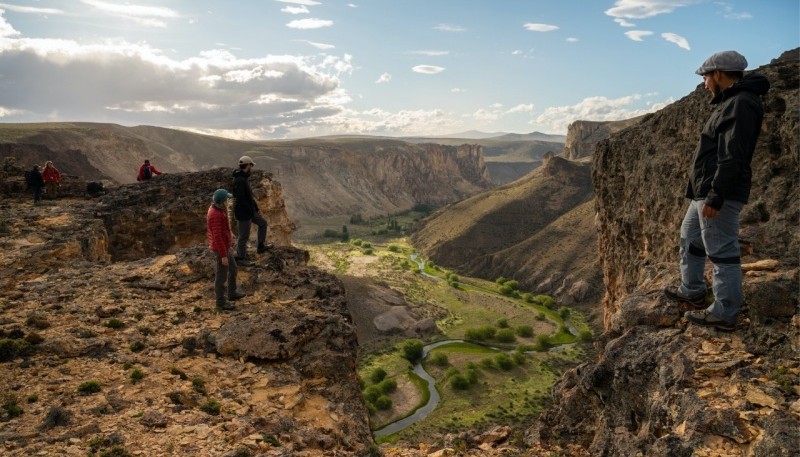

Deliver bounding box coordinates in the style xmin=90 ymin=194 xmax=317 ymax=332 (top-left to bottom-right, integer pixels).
xmin=0 ymin=175 xmax=372 ymax=456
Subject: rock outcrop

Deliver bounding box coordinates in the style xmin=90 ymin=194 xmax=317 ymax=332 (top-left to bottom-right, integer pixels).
xmin=0 ymin=172 xmax=372 ymax=455
xmin=531 ymin=49 xmax=799 ymax=457
xmin=562 ymin=117 xmax=642 ymax=160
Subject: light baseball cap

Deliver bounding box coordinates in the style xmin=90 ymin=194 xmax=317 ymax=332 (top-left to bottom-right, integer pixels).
xmin=238 ymin=155 xmax=255 ymax=166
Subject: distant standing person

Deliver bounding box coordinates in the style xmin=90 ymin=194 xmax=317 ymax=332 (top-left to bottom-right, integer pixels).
xmin=41 ymin=161 xmax=62 ymax=199
xmin=663 ymin=50 xmax=770 ymax=331
xmin=27 ymin=165 xmax=45 ymax=204
xmin=232 ymin=155 xmax=269 ymax=265
xmin=207 ymin=188 xmax=246 ymax=310
xmin=137 ymin=159 xmax=162 ymax=181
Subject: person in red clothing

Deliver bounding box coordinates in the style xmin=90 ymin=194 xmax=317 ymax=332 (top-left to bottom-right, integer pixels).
xmin=41 ymin=161 xmax=62 ymax=199
xmin=207 ymin=188 xmax=246 ymax=310
xmin=137 ymin=159 xmax=162 ymax=181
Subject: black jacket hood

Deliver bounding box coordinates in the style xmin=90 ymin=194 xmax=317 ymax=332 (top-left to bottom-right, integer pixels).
xmin=232 ymin=169 xmax=249 ymax=179
xmin=711 ymin=73 xmax=770 ymax=104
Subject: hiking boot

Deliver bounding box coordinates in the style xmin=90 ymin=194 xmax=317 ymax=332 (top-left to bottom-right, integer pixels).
xmin=216 ymin=301 xmax=235 ymax=311
xmin=684 ymin=310 xmax=735 ymax=332
xmin=257 ymin=243 xmax=273 ymax=254
xmin=228 ymin=291 xmax=246 ymax=301
xmin=234 ymin=257 xmax=253 ymax=266
xmin=663 ymin=286 xmax=706 ymax=308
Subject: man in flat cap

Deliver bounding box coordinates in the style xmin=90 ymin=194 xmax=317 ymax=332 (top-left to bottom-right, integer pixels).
xmin=664 ymin=50 xmax=770 ymax=331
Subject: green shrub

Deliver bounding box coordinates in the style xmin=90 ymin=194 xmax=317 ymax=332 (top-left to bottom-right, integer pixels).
xmin=104 ymin=319 xmax=124 ymax=330
xmin=496 ymin=328 xmax=516 ymax=343
xmin=77 ymin=381 xmax=102 ymax=395
xmin=2 ymin=394 xmax=22 ymax=418
xmin=98 ymin=445 xmax=132 ymax=457
xmin=495 ymin=276 xmax=507 ymax=285
xmin=449 ymin=374 xmax=470 ymax=390
xmin=449 ymin=275 xmax=459 ymax=282
xmin=522 ymin=293 xmax=534 ymax=303
xmin=351 ymin=239 xmax=363 ymax=246
xmin=535 ymin=334 xmax=552 ymax=351
xmin=478 ymin=326 xmax=497 ymax=340
xmin=377 ymin=378 xmax=397 ymax=394
xmin=535 ymin=295 xmax=555 ymax=309
xmin=515 ymin=325 xmax=534 ymax=337
xmin=0 ymin=338 xmax=31 ymax=362
xmin=464 ymin=368 xmax=478 ymax=384
xmin=535 ymin=312 xmax=546 ymax=321
xmin=129 ymin=341 xmax=145 ymax=352
xmin=479 ymin=358 xmax=496 ymax=369
xmin=374 ymin=395 xmax=392 ymax=410
xmin=200 ymin=399 xmax=221 ymax=415
xmin=495 ymin=353 xmax=514 ymax=370
xmin=26 ymin=394 xmax=38 ymax=403
xmin=130 ymin=369 xmax=144 ymax=384
xmin=363 ymin=248 xmax=374 ymax=255
xmin=504 ymin=280 xmax=519 ymax=290
xmin=512 ymin=351 xmax=527 ymax=365
xmin=558 ymin=307 xmax=571 ymax=319
xmin=498 ymin=284 xmax=515 ymax=296
xmin=401 ymin=339 xmax=424 ymax=363
xmin=370 ymin=368 xmax=387 ymax=384
xmin=430 ymin=352 xmax=449 ymax=366
xmin=388 ymin=244 xmax=400 ymax=252
xmin=496 ymin=318 xmax=509 ymax=328
xmin=579 ymin=330 xmax=593 ymax=342
xmin=363 ymin=386 xmax=382 ymax=403
xmin=444 ymin=367 xmax=460 ymax=379
xmin=362 ymin=242 xmax=372 ymax=248
xmin=191 ymin=377 xmax=207 ymax=394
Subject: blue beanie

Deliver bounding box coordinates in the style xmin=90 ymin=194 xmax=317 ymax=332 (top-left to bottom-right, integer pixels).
xmin=213 ymin=188 xmax=231 ymax=205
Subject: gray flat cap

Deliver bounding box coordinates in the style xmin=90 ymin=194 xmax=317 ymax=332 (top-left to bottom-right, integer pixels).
xmin=695 ymin=50 xmax=748 ymax=75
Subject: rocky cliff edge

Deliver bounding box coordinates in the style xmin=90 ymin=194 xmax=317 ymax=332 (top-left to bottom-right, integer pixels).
xmin=530 ymin=49 xmax=799 ymax=457
xmin=0 ymin=170 xmax=372 ymax=456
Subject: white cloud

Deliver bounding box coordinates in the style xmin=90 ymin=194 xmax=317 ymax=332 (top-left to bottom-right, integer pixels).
xmin=523 ymin=23 xmax=559 ymax=32
xmin=298 ymin=40 xmax=335 ymax=50
xmin=286 ymin=18 xmax=332 ymax=29
xmin=661 ymin=32 xmax=690 ymax=50
xmin=0 ymin=23 xmax=355 ymax=134
xmin=605 ymin=0 xmax=694 ymax=19
xmin=566 ymin=37 xmax=579 ymax=43
xmin=716 ymin=2 xmax=752 ymax=19
xmin=434 ymin=23 xmax=466 ymax=32
xmin=533 ymin=94 xmax=673 ymax=133
xmin=624 ymin=30 xmax=653 ymax=41
xmin=473 ymin=108 xmax=499 ymax=121
xmin=511 ymin=50 xmax=522 ymax=55
xmin=507 ymin=103 xmax=534 ymax=114
xmin=614 ymin=17 xmax=636 ymax=27
xmin=289 ymin=107 xmax=460 ymax=138
xmin=409 ymin=50 xmax=449 ymax=56
xmin=81 ymin=0 xmax=178 ymax=27
xmin=375 ymin=72 xmax=391 ymax=83
xmin=281 ymin=5 xmax=309 ymax=14
xmin=276 ymin=0 xmax=320 ymax=5
xmin=451 ymin=88 xmax=465 ymax=93
xmin=348 ymin=3 xmax=358 ymax=7
xmin=412 ymin=65 xmax=445 ymax=75
xmin=0 ymin=3 xmax=65 ymax=14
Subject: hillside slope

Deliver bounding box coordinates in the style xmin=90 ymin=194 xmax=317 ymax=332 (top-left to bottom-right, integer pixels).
xmin=0 ymin=125 xmax=493 ymax=220
xmin=412 ymin=155 xmax=598 ymax=308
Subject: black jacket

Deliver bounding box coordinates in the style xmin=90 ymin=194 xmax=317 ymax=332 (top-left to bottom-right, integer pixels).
xmin=232 ymin=169 xmax=258 ymax=221
xmin=686 ymin=73 xmax=770 ymax=209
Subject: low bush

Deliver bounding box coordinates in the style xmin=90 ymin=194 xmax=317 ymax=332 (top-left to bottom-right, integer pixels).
xmin=579 ymin=330 xmax=593 ymax=342
xmin=496 ymin=318 xmax=509 ymax=328
xmin=104 ymin=319 xmax=124 ymax=330
xmin=496 ymin=328 xmax=516 ymax=343
xmin=130 ymin=369 xmax=144 ymax=384
xmin=200 ymin=399 xmax=221 ymax=415
xmin=430 ymin=352 xmax=449 ymax=366
xmin=369 ymin=368 xmax=387 ymax=384
xmin=401 ymin=339 xmax=424 ymax=363
xmin=495 ymin=353 xmax=514 ymax=370
xmin=449 ymin=374 xmax=470 ymax=390
xmin=77 ymin=381 xmax=102 ymax=395
xmin=363 ymin=386 xmax=381 ymax=403
xmin=191 ymin=377 xmax=206 ymax=395
xmin=374 ymin=395 xmax=392 ymax=410
xmin=515 ymin=325 xmax=534 ymax=337
xmin=377 ymin=378 xmax=397 ymax=394
xmin=558 ymin=307 xmax=571 ymax=319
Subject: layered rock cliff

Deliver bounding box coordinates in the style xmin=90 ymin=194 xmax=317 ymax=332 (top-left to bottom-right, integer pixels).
xmin=0 ymin=127 xmax=494 ymax=221
xmin=562 ymin=117 xmax=642 ymax=160
xmin=532 ymin=49 xmax=799 ymax=457
xmin=0 ymin=172 xmax=373 ymax=456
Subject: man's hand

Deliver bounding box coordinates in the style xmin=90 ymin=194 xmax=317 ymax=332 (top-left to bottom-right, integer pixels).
xmin=221 ymin=256 xmax=229 ymax=266
xmin=702 ymin=204 xmax=719 ymax=219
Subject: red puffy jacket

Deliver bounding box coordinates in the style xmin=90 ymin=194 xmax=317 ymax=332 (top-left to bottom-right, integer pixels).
xmin=206 ymin=205 xmax=232 ymax=257
xmin=42 ymin=166 xmax=61 ymax=183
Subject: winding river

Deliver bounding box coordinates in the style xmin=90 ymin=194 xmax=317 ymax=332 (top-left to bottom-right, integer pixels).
xmin=373 ymin=255 xmax=580 ymax=438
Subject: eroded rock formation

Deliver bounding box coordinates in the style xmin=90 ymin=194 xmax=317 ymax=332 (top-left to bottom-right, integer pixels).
xmin=532 ymin=49 xmax=799 ymax=457
xmin=562 ymin=117 xmax=642 ymax=160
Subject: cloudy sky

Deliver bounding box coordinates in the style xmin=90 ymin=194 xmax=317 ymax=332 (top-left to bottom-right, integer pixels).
xmin=0 ymin=0 xmax=796 ymax=139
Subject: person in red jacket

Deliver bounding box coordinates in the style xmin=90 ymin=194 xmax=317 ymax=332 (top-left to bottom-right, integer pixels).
xmin=137 ymin=159 xmax=162 ymax=181
xmin=41 ymin=161 xmax=62 ymax=199
xmin=207 ymin=189 xmax=246 ymax=310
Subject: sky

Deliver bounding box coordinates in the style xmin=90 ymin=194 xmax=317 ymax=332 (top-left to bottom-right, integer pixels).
xmin=0 ymin=1 xmax=797 ymax=139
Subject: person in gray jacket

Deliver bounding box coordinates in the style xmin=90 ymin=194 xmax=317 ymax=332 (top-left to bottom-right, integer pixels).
xmin=664 ymin=50 xmax=770 ymax=331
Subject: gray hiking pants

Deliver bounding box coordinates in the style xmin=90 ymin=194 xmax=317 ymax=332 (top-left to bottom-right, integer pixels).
xmin=236 ymin=211 xmax=267 ymax=259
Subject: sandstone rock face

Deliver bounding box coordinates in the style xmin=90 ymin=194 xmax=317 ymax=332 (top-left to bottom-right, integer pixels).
xmin=96 ymin=169 xmax=294 ymax=261
xmin=562 ymin=117 xmax=641 ymax=160
xmin=532 ymin=49 xmax=799 ymax=457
